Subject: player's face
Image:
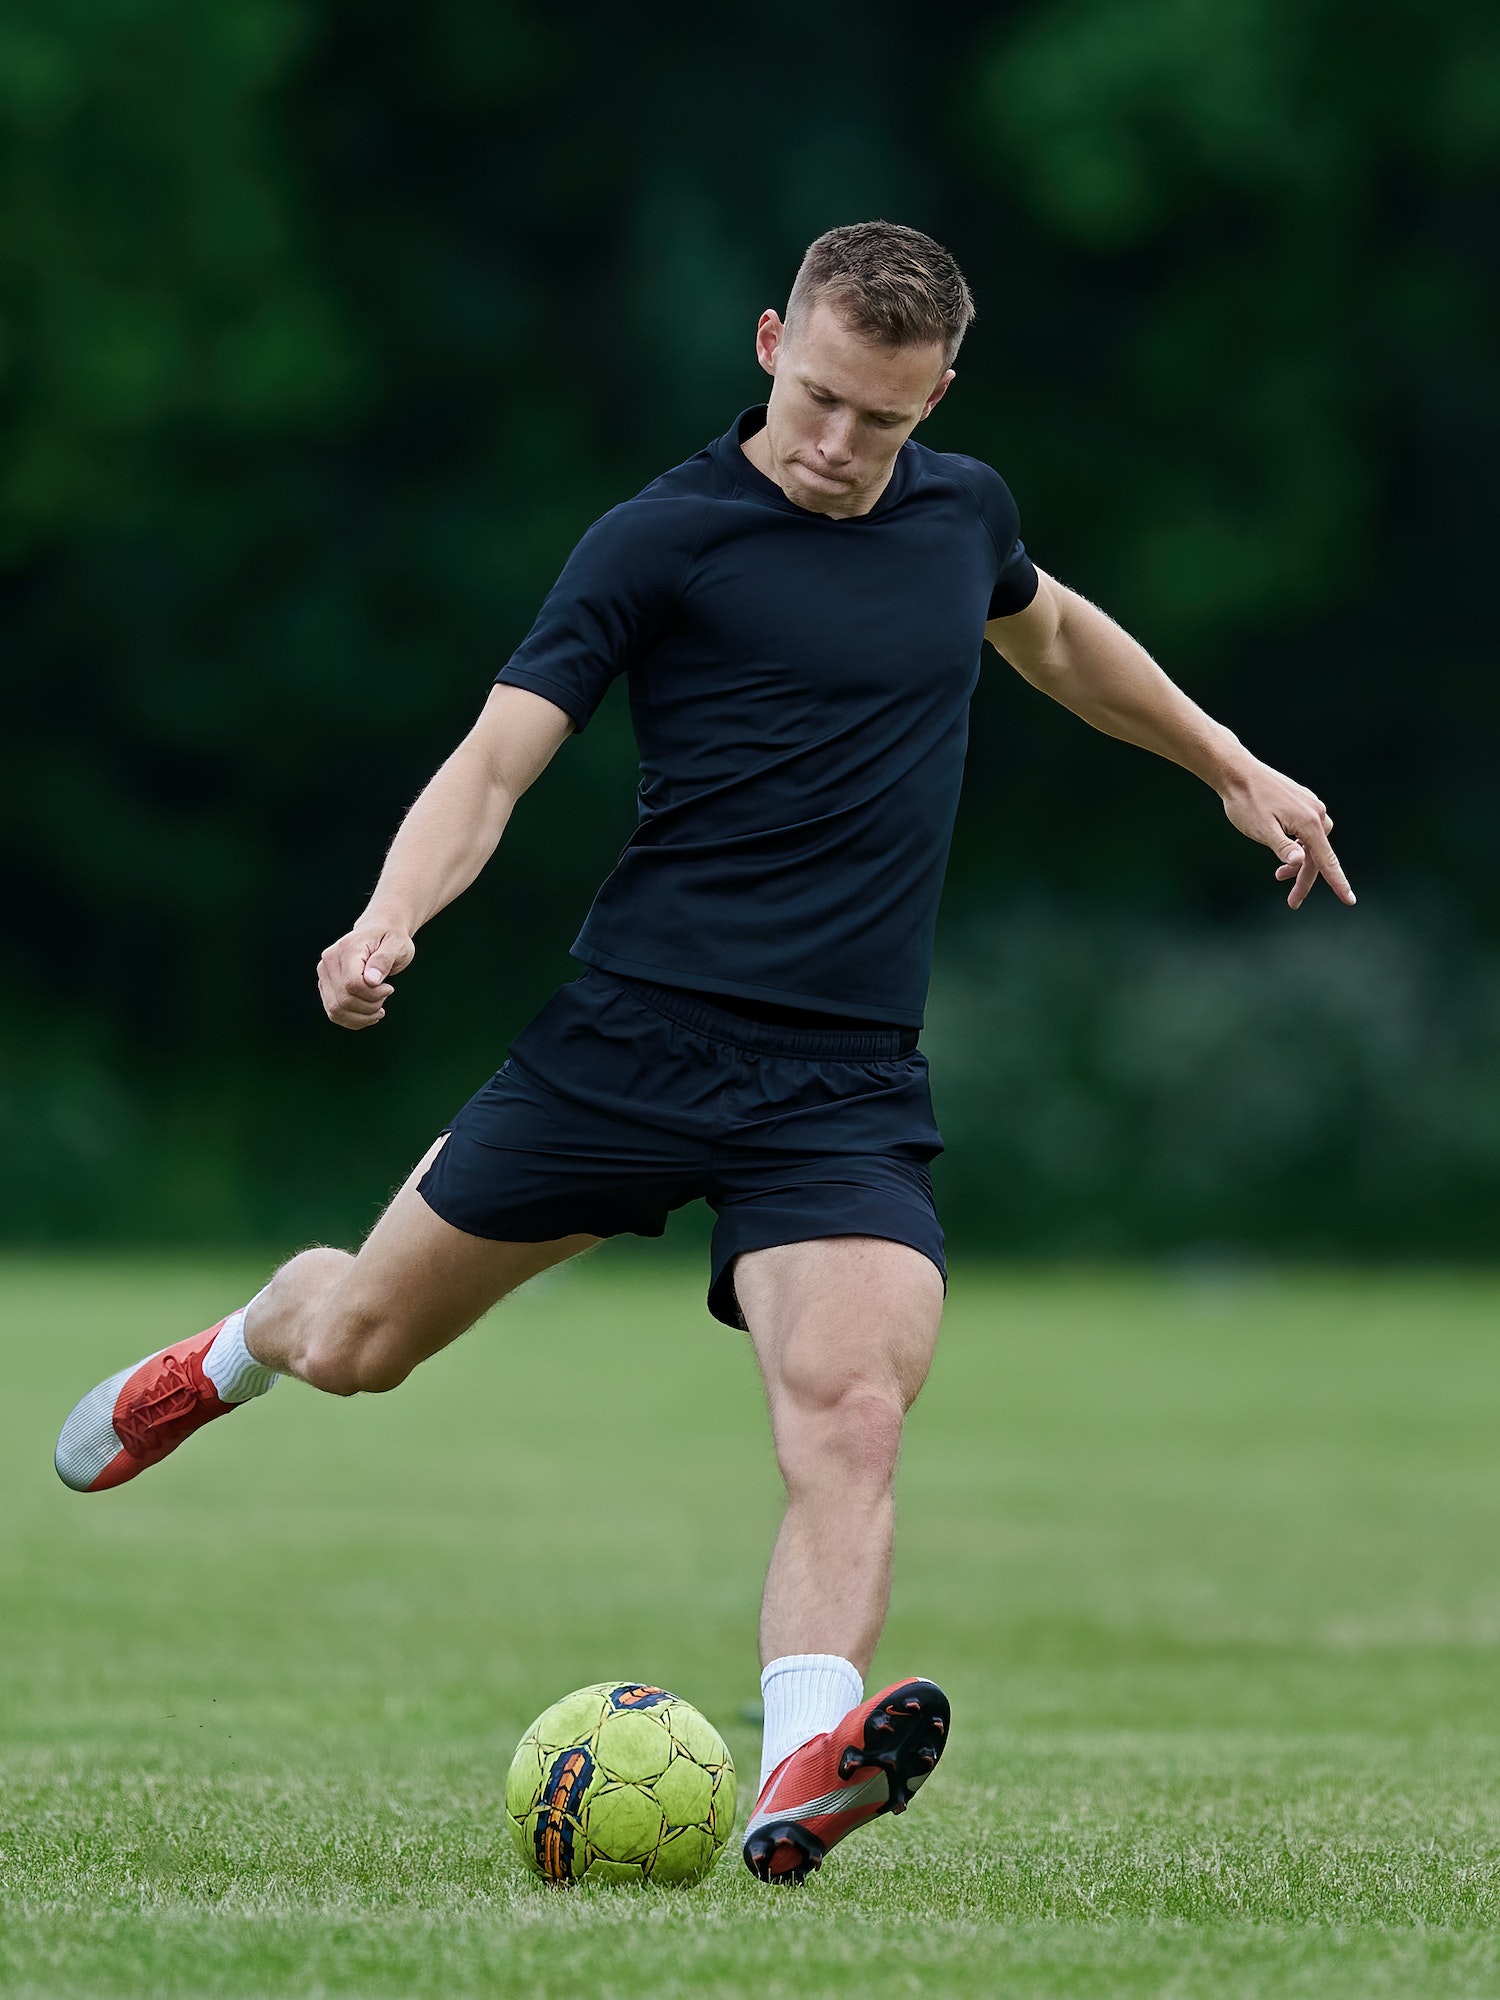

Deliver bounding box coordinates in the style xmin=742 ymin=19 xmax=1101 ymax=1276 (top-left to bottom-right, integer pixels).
xmin=751 ymin=299 xmax=953 ymax=517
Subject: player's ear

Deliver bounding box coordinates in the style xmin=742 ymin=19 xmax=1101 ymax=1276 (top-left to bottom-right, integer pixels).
xmin=920 ymin=369 xmax=955 ymax=421
xmin=754 ymin=310 xmax=785 ymax=378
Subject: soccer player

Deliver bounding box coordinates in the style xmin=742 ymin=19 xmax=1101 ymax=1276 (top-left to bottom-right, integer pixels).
xmin=55 ymin=222 xmax=1354 ymax=1884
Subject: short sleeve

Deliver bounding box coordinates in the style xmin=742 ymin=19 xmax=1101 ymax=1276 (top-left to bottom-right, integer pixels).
xmin=950 ymin=454 xmax=1040 ymax=620
xmin=495 ymin=499 xmax=688 ymax=733
xmin=990 ymin=535 xmax=1039 ymax=620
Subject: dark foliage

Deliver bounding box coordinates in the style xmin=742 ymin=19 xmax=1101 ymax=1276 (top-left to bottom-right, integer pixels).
xmin=5 ymin=0 xmax=1497 ymax=1246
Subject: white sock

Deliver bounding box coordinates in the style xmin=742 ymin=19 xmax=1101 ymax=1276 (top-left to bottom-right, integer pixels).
xmin=758 ymin=1653 xmax=864 ymax=1792
xmin=202 ymin=1296 xmax=280 ymax=1403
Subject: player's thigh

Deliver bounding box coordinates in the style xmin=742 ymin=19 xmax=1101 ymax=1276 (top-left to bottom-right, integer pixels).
xmin=330 ymin=1135 xmax=600 ymax=1378
xmin=735 ymin=1235 xmax=944 ymax=1427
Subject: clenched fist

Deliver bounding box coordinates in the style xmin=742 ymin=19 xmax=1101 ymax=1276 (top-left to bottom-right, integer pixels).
xmin=317 ymin=924 xmax=416 ymax=1030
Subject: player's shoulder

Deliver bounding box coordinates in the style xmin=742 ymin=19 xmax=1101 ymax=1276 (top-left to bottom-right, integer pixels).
xmin=905 ymin=441 xmax=1022 ymax=548
xmin=631 ymin=439 xmax=724 ymax=507
xmin=906 ymin=440 xmax=1015 ymax=506
xmin=575 ymin=444 xmax=722 ymax=553
xmin=566 ymin=460 xmax=716 ymax=582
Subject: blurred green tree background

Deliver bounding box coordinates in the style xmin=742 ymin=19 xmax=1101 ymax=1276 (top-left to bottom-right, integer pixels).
xmin=4 ymin=0 xmax=1497 ymax=1251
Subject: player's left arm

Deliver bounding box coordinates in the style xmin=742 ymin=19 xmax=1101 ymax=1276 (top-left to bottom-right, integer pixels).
xmin=986 ymin=570 xmax=1355 ymax=910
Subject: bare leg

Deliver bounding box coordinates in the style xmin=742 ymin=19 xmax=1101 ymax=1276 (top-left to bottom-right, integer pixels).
xmin=734 ymin=1236 xmax=943 ymax=1677
xmin=244 ymin=1137 xmax=599 ymax=1395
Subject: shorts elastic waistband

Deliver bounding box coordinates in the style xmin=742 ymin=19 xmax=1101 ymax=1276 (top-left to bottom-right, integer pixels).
xmin=603 ymin=973 xmax=920 ymax=1061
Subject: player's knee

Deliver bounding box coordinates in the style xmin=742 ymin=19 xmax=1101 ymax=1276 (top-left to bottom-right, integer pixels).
xmin=780 ymin=1381 xmax=905 ymax=1491
xmin=297 ymin=1315 xmax=416 ymax=1397
xmin=300 ymin=1349 xmax=412 ymax=1397
xmin=833 ymin=1386 xmax=906 ymax=1483
xmin=349 ymin=1347 xmax=416 ymax=1395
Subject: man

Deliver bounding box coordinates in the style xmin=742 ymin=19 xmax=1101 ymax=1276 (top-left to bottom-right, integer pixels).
xmin=55 ymin=222 xmax=1354 ymax=1885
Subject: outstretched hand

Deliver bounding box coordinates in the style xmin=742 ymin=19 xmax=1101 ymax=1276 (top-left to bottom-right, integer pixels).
xmin=317 ymin=924 xmax=416 ymax=1029
xmin=1220 ymin=760 xmax=1356 ymax=910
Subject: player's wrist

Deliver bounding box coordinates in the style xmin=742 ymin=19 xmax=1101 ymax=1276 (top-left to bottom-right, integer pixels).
xmin=1200 ymin=727 xmax=1256 ymax=799
xmin=355 ymin=906 xmax=419 ymax=943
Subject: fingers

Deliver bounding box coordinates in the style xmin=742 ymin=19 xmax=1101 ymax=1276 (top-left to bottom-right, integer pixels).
xmin=331 ymin=1002 xmax=386 ymax=1030
xmin=1290 ymin=821 xmax=1355 ymax=908
xmin=329 ymin=984 xmax=389 ymax=1025
xmin=316 ymin=929 xmax=411 ymax=1030
xmin=1275 ymin=826 xmax=1356 ymax=910
xmin=1273 ymin=841 xmax=1317 ymax=909
xmin=323 ymin=987 xmax=389 ymax=1029
xmin=1227 ymin=763 xmax=1355 ymax=910
xmin=1289 ymin=846 xmax=1320 ymax=910
xmin=363 ymin=949 xmax=402 ymax=984
xmin=317 ymin=961 xmax=389 ymax=1030
xmin=358 ymin=931 xmax=415 ymax=989
xmin=1308 ymin=834 xmax=1356 ymax=906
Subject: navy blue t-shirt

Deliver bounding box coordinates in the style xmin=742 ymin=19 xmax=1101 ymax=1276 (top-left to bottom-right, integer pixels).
xmin=496 ymin=407 xmax=1039 ymax=1028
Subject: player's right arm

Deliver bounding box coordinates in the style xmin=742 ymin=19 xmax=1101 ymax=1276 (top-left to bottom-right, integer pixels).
xmin=318 ymin=684 xmax=573 ymax=1031
xmin=321 ymin=493 xmax=687 ymax=1029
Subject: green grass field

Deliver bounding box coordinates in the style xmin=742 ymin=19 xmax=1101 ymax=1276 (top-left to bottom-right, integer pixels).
xmin=5 ymin=1254 xmax=1500 ymax=1997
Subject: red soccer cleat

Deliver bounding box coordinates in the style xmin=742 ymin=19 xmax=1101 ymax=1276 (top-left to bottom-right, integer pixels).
xmin=742 ymin=1677 xmax=950 ymax=1884
xmin=55 ymin=1323 xmax=238 ymax=1493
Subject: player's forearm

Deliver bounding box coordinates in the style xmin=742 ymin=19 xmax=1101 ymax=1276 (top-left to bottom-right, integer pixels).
xmin=1011 ymin=587 xmax=1251 ymax=794
xmin=355 ymin=742 xmax=518 ymax=937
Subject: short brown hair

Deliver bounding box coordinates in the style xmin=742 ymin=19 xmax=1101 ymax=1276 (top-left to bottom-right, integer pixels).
xmin=786 ymin=221 xmax=975 ymax=365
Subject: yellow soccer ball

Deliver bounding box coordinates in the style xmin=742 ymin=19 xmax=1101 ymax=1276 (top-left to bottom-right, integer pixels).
xmin=505 ymin=1681 xmax=737 ymax=1886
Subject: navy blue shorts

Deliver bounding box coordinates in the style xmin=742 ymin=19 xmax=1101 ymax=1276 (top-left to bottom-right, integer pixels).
xmin=417 ymin=968 xmax=946 ymax=1329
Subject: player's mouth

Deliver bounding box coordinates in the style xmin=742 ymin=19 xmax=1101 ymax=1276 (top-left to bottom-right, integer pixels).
xmin=791 ymin=461 xmax=857 ymax=488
